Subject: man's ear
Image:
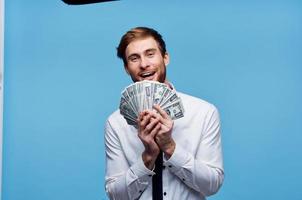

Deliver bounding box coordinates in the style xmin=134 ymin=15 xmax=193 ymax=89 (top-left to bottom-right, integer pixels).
xmin=124 ymin=65 xmax=130 ymax=75
xmin=164 ymin=53 xmax=170 ymax=66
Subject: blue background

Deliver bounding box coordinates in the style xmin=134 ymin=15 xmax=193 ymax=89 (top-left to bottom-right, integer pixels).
xmin=3 ymin=1 xmax=302 ymax=200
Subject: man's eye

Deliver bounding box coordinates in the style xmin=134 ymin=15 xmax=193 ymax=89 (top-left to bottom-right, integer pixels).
xmin=147 ymin=52 xmax=154 ymax=57
xmin=130 ymin=57 xmax=138 ymax=62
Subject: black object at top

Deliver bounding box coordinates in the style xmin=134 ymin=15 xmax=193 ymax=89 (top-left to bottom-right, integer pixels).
xmin=62 ymin=0 xmax=118 ymax=5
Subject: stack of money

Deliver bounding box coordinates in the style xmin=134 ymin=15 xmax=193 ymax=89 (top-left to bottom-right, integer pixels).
xmin=119 ymin=80 xmax=185 ymax=127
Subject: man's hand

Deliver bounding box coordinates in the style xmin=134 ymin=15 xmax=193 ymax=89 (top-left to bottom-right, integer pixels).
xmin=152 ymin=104 xmax=175 ymax=159
xmin=138 ymin=110 xmax=161 ymax=170
xmin=138 ymin=104 xmax=176 ymax=169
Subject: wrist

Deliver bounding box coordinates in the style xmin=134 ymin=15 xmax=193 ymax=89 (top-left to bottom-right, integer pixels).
xmin=142 ymin=151 xmax=158 ymax=170
xmin=163 ymin=139 xmax=176 ymax=159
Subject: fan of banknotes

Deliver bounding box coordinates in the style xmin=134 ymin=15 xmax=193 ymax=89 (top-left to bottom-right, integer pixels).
xmin=119 ymin=80 xmax=185 ymax=127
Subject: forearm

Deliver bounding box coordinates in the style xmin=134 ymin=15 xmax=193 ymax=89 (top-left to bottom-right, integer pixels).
xmin=106 ymin=174 xmax=129 ymax=200
xmin=164 ymin=144 xmax=224 ymax=196
xmin=106 ymin=158 xmax=155 ymax=200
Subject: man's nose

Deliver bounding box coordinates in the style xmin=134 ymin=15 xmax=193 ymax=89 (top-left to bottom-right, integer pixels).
xmin=140 ymin=57 xmax=150 ymax=69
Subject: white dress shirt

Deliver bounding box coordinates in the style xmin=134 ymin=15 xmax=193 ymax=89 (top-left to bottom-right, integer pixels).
xmin=105 ymin=91 xmax=224 ymax=200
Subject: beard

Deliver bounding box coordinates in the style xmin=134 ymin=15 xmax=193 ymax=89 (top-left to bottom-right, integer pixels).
xmin=130 ymin=64 xmax=167 ymax=83
xmin=157 ymin=65 xmax=166 ymax=83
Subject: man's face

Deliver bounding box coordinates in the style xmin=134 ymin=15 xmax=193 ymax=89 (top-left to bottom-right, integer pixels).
xmin=124 ymin=37 xmax=169 ymax=83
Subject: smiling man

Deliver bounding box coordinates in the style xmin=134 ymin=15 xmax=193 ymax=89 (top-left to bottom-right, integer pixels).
xmin=104 ymin=27 xmax=224 ymax=200
xmin=123 ymin=36 xmax=168 ymax=83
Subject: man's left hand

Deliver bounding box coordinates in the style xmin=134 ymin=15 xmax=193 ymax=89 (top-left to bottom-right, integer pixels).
xmin=152 ymin=104 xmax=176 ymax=159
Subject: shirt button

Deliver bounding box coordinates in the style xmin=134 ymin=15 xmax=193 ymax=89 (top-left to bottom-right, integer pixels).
xmin=139 ymin=190 xmax=142 ymax=193
xmin=162 ymin=165 xmax=166 ymax=170
xmin=168 ymin=165 xmax=172 ymax=168
xmin=182 ymin=178 xmax=185 ymax=181
xmin=163 ymin=192 xmax=167 ymax=196
xmin=148 ymin=174 xmax=152 ymax=177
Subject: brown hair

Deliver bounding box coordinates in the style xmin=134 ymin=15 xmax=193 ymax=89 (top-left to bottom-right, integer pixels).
xmin=117 ymin=27 xmax=167 ymax=65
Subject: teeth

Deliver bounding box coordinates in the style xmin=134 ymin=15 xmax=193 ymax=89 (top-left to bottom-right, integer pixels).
xmin=141 ymin=72 xmax=153 ymax=77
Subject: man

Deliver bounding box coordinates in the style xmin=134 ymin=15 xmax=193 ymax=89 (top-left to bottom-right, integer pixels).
xmin=105 ymin=27 xmax=224 ymax=200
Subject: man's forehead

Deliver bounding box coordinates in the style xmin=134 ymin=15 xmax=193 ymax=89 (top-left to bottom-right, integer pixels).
xmin=125 ymin=37 xmax=159 ymax=55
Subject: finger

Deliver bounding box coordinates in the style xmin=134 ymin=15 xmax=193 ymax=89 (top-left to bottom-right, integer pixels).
xmin=153 ymin=104 xmax=170 ymax=120
xmin=140 ymin=113 xmax=152 ymax=130
xmin=137 ymin=111 xmax=145 ymax=123
xmin=144 ymin=117 xmax=160 ymax=132
xmin=150 ymin=123 xmax=161 ymax=138
xmin=145 ymin=109 xmax=165 ymax=123
xmin=139 ymin=110 xmax=149 ymax=120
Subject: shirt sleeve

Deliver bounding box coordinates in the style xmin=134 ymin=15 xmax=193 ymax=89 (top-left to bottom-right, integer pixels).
xmin=164 ymin=105 xmax=224 ymax=196
xmin=104 ymin=119 xmax=155 ymax=200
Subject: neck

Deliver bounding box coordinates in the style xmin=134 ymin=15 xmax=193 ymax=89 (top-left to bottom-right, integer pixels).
xmin=164 ymin=79 xmax=173 ymax=90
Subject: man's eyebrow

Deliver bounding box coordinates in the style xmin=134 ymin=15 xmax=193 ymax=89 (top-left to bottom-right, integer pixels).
xmin=127 ymin=48 xmax=157 ymax=60
xmin=145 ymin=48 xmax=157 ymax=53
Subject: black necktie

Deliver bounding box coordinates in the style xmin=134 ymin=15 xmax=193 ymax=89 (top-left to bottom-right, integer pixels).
xmin=152 ymin=151 xmax=163 ymax=200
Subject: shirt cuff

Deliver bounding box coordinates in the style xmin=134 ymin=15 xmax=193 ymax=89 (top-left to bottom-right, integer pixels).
xmin=164 ymin=143 xmax=192 ymax=173
xmin=129 ymin=156 xmax=156 ymax=178
xmin=126 ymin=157 xmax=155 ymax=200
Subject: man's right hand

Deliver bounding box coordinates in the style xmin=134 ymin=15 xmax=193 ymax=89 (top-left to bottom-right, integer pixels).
xmin=138 ymin=110 xmax=161 ymax=170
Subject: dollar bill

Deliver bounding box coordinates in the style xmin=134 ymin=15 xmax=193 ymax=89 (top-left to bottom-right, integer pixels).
xmin=119 ymin=80 xmax=185 ymax=127
xmin=153 ymin=82 xmax=167 ymax=105
xmin=162 ymin=99 xmax=184 ymax=120
xmin=119 ymin=96 xmax=137 ymax=120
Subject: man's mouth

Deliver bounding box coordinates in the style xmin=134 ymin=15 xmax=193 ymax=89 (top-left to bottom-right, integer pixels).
xmin=140 ymin=71 xmax=156 ymax=79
